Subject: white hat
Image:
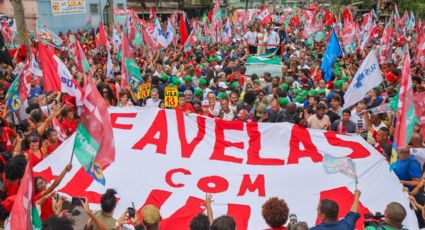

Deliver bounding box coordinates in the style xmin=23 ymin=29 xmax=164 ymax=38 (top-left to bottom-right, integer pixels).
xmin=218 ymin=82 xmax=228 ymax=89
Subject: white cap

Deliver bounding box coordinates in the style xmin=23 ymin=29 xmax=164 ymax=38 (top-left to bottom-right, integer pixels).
xmin=218 ymin=82 xmax=228 ymax=89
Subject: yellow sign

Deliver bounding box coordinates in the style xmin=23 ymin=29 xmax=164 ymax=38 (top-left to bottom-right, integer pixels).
xmin=137 ymin=83 xmax=151 ymax=100
xmin=164 ymin=86 xmax=178 ymax=108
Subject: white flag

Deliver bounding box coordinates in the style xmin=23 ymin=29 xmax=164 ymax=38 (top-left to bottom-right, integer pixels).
xmin=343 ymin=50 xmax=383 ymax=109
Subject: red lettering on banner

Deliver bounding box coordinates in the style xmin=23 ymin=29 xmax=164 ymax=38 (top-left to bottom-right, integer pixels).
xmin=197 ymin=175 xmax=229 ymax=193
xmin=110 ymin=112 xmax=137 ymax=130
xmin=246 ymin=122 xmax=285 ymax=165
xmin=176 ymin=111 xmax=206 ymax=158
xmin=132 ymin=110 xmax=168 ymax=154
xmin=237 ymin=174 xmax=266 ymax=197
xmin=210 ymin=120 xmax=244 ymax=163
xmin=160 ymin=196 xmax=205 ymax=230
xmin=59 ymin=166 xmax=107 ymax=203
xmin=165 ymin=168 xmax=191 ymax=188
xmin=324 ymin=132 xmax=371 ymax=159
xmin=287 ymin=125 xmax=323 ymax=164
xmin=227 ymin=203 xmax=251 ymax=230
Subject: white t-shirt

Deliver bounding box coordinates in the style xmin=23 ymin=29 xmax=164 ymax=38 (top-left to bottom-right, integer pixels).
xmin=244 ymin=31 xmax=258 ymax=45
xmin=265 ymin=31 xmax=280 ymax=49
xmin=145 ymin=98 xmax=160 ymax=108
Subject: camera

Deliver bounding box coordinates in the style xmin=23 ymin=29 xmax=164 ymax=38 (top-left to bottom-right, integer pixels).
xmin=364 ymin=212 xmax=385 ymax=227
xmin=288 ymin=213 xmax=298 ymax=230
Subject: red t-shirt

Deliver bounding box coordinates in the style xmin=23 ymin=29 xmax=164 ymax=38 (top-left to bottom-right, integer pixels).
xmin=61 ymin=118 xmax=78 ymax=136
xmin=35 ymin=192 xmax=54 ymax=221
xmin=25 ymin=149 xmax=47 ymax=167
xmin=175 ymin=103 xmax=195 ymax=113
xmin=45 ymin=140 xmax=62 ymax=155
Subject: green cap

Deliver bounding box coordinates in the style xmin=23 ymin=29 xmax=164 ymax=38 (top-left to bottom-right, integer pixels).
xmin=194 ymin=88 xmax=204 ymax=96
xmin=217 ymin=92 xmax=228 ymax=100
xmin=319 ymin=88 xmax=326 ymax=94
xmin=374 ymin=85 xmax=382 ymax=93
xmin=199 ymin=78 xmax=208 ymax=86
xmin=279 ymin=97 xmax=289 ymax=106
xmin=188 ymin=67 xmax=194 ymax=72
xmin=279 ymin=83 xmax=289 ymax=91
xmin=335 ymin=80 xmax=344 ymax=89
xmin=172 ymin=78 xmax=182 ymax=86
xmin=208 ymin=57 xmax=214 ymax=63
xmin=160 ymin=74 xmax=169 ymax=82
xmin=231 ymin=81 xmax=240 ymax=88
xmin=178 ymin=92 xmax=184 ymax=98
xmin=308 ymin=90 xmax=315 ymax=96
xmin=295 ymin=95 xmax=304 ymax=103
xmin=184 ymin=75 xmax=193 ymax=83
xmin=168 ymin=83 xmax=175 ymax=87
xmin=300 ymin=90 xmax=308 ymax=97
xmin=293 ymin=88 xmax=301 ymax=94
xmin=253 ymin=79 xmax=260 ymax=84
xmin=341 ymin=75 xmax=349 ymax=82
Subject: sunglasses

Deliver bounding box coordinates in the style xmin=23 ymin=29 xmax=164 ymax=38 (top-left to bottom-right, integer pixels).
xmin=30 ymin=138 xmax=40 ymax=143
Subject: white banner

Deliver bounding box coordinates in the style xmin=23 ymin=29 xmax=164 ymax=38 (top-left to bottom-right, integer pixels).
xmin=51 ymin=0 xmax=86 ymax=16
xmin=34 ymin=107 xmax=417 ymax=229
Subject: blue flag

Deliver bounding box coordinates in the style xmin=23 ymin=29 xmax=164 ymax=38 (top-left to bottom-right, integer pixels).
xmin=321 ymin=29 xmax=342 ymax=82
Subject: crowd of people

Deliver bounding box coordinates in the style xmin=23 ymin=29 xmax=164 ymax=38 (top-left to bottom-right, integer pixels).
xmin=0 ymin=1 xmax=424 ymax=229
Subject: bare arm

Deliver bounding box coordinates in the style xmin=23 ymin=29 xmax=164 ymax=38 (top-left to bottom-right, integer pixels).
xmin=205 ymin=194 xmax=214 ymax=224
xmin=350 ymin=190 xmax=361 ymax=213
xmin=83 ymin=199 xmax=108 ymax=230
xmin=40 ymin=164 xmax=72 ymax=197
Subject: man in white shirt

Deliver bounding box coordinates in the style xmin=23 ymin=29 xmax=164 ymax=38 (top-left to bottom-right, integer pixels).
xmin=145 ymin=88 xmax=161 ymax=108
xmin=265 ymin=25 xmax=280 ymax=53
xmin=410 ymin=133 xmax=425 ymax=170
xmin=244 ymin=26 xmax=257 ymax=54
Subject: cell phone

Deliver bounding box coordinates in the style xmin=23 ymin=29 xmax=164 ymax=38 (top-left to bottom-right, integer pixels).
xmin=128 ymin=207 xmax=135 ymax=218
xmin=128 ymin=202 xmax=136 ymax=218
xmin=71 ymin=197 xmax=86 ymax=206
xmin=357 ymin=120 xmax=364 ymax=129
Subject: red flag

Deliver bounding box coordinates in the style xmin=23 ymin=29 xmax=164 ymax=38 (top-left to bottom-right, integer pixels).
xmin=342 ymin=8 xmax=352 ymax=22
xmin=1 ymin=21 xmax=13 ymax=43
xmin=52 ymin=116 xmax=67 ymax=141
xmin=149 ymin=6 xmax=157 ymax=22
xmin=7 ymin=162 xmax=42 ymax=230
xmin=97 ymin=23 xmax=108 ymax=48
xmin=38 ymin=43 xmax=83 ymax=102
xmin=258 ymin=7 xmax=271 ymax=25
xmin=414 ymin=92 xmax=425 ymax=126
xmin=80 ymin=74 xmax=116 ymax=167
xmin=324 ymin=10 xmax=334 ymax=26
xmin=394 ymin=54 xmax=416 ymax=149
xmin=179 ymin=14 xmax=188 ymax=45
xmin=120 ymin=33 xmax=132 ymax=88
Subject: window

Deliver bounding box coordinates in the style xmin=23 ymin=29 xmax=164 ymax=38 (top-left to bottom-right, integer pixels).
xmin=90 ymin=4 xmax=98 ymax=14
xmin=117 ymin=3 xmax=124 ymax=9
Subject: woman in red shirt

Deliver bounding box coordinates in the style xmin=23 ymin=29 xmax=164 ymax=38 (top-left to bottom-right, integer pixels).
xmin=23 ymin=133 xmax=47 ymax=167
xmin=35 ymin=163 xmax=72 ymax=221
xmin=61 ymin=107 xmax=78 ymax=136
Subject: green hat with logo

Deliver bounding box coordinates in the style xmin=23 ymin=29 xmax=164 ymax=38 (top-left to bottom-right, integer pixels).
xmin=279 ymin=83 xmax=289 ymax=91
xmin=294 ymin=95 xmax=304 ymax=103
xmin=194 ymin=88 xmax=204 ymax=96
xmin=172 ymin=78 xmax=182 ymax=86
xmin=160 ymin=74 xmax=169 ymax=82
xmin=184 ymin=75 xmax=193 ymax=83
xmin=199 ymin=78 xmax=208 ymax=86
xmin=335 ymin=80 xmax=344 ymax=89
xmin=231 ymin=81 xmax=240 ymax=88
xmin=217 ymin=92 xmax=228 ymax=100
xmin=279 ymin=97 xmax=289 ymax=106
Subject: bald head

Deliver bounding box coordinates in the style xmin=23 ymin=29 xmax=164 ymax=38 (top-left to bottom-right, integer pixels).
xmin=286 ymin=102 xmax=297 ymax=114
xmin=385 ymin=202 xmax=406 ymax=227
xmin=410 ymin=133 xmax=424 ymax=147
